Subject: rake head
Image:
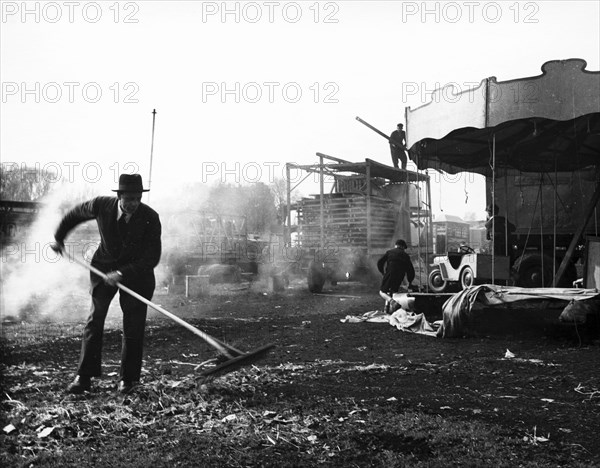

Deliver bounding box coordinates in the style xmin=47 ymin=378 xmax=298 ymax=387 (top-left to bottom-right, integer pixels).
xmin=201 ymin=344 xmax=275 ymax=377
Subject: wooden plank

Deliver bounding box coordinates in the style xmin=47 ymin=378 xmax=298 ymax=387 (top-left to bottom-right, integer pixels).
xmin=315 ymin=152 xmax=353 ymax=164
xmin=300 ymin=215 xmax=395 ymax=223
xmin=299 ymin=208 xmax=395 ymax=215
xmin=299 ymin=227 xmax=395 ymax=236
xmin=299 ymin=197 xmax=396 ymax=205
xmin=299 ymin=197 xmax=394 ymax=206
xmin=299 ymin=219 xmax=396 ymax=227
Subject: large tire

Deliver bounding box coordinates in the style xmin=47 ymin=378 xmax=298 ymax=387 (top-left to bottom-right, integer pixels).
xmin=428 ymin=268 xmax=447 ymax=293
xmin=307 ymin=260 xmax=326 ymax=293
xmin=513 ymin=253 xmax=576 ymax=288
xmin=513 ymin=253 xmax=552 ymax=288
xmin=460 ymin=266 xmax=475 ymax=290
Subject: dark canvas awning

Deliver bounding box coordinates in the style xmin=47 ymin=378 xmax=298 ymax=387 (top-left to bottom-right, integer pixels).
xmin=410 ymin=113 xmax=600 ymax=176
xmin=405 ymin=59 xmax=600 ymax=176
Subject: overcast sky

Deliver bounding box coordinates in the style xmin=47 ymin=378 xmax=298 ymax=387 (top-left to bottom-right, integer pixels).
xmin=2 ymin=0 xmax=599 ymax=217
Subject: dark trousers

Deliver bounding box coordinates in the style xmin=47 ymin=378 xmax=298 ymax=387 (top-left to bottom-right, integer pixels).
xmin=390 ymin=148 xmax=408 ymax=169
xmin=77 ymin=272 xmax=154 ymax=382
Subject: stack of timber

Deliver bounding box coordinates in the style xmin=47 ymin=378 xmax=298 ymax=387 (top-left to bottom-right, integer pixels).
xmin=297 ymin=193 xmax=397 ymax=249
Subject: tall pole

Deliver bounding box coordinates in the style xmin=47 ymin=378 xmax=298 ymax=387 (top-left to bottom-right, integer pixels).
xmin=319 ymin=154 xmax=325 ymax=254
xmin=286 ymin=163 xmax=291 ymax=245
xmin=416 ymin=171 xmax=422 ymax=290
xmin=491 ymin=133 xmax=496 ymax=284
xmin=366 ymin=161 xmax=372 ymax=254
xmin=148 ymin=109 xmax=157 ymax=203
xmin=426 ymin=170 xmax=433 ymax=292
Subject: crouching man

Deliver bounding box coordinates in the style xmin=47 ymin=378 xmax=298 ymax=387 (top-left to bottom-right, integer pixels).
xmin=377 ymin=239 xmax=415 ymax=314
xmin=51 ymin=174 xmax=161 ymax=394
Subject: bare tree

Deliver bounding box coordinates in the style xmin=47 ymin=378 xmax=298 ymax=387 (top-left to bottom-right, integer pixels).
xmin=463 ymin=211 xmax=480 ymax=221
xmin=201 ymin=182 xmax=277 ymax=234
xmin=0 ymin=165 xmax=54 ymax=201
xmin=244 ymin=182 xmax=277 ymax=234
xmin=269 ymin=177 xmax=303 ymax=226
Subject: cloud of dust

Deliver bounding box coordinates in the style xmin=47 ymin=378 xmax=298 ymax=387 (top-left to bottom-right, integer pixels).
xmin=1 ymin=181 xmax=103 ymax=323
xmin=0 ymin=172 xmax=304 ymax=323
xmin=154 ymin=180 xmax=292 ymax=284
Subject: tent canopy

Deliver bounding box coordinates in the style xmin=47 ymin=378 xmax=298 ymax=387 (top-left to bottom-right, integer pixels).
xmin=405 ymin=59 xmax=600 ymax=176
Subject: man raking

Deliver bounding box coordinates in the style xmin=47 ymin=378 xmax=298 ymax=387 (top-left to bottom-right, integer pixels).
xmin=51 ymin=174 xmax=161 ymax=394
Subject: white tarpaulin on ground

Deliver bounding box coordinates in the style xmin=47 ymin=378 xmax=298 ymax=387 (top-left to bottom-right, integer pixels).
xmin=341 ymin=309 xmax=440 ymax=337
xmin=342 ymin=286 xmax=598 ymax=339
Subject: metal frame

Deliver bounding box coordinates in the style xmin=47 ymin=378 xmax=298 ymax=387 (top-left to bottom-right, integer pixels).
xmin=285 ymin=154 xmax=433 ymax=288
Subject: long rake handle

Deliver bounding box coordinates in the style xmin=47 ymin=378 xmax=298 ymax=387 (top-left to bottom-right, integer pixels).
xmin=68 ymin=255 xmax=237 ymax=359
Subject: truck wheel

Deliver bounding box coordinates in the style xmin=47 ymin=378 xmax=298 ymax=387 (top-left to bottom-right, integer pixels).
xmin=428 ymin=269 xmax=447 ymax=293
xmin=513 ymin=253 xmax=553 ymax=288
xmin=460 ymin=266 xmax=475 ymax=290
xmin=513 ymin=253 xmax=578 ymax=288
xmin=307 ymin=261 xmax=325 ymax=293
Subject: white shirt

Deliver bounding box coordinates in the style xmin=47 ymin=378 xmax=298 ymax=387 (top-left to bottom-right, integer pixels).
xmin=117 ymin=204 xmax=132 ymax=223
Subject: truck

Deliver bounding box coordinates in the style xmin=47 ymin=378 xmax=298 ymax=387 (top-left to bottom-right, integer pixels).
xmin=427 ymin=168 xmax=600 ymax=291
xmin=284 ymin=153 xmax=432 ymax=292
xmin=488 ymin=169 xmax=599 ymax=288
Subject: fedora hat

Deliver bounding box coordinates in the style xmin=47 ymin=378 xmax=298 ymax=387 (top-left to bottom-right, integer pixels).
xmin=112 ymin=174 xmax=149 ymax=193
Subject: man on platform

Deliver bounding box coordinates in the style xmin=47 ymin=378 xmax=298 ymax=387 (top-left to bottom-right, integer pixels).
xmin=389 ymin=123 xmax=408 ymax=170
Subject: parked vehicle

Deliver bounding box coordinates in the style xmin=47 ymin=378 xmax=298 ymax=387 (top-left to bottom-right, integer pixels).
xmin=428 ymin=247 xmax=512 ymax=292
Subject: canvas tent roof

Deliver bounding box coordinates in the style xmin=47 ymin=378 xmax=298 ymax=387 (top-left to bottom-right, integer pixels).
xmin=405 ymin=59 xmax=600 ymax=176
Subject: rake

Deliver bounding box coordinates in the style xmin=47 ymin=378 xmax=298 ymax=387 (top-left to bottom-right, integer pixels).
xmin=68 ymin=255 xmax=275 ymax=377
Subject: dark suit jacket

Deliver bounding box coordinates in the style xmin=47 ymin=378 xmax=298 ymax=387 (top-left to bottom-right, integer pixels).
xmin=54 ymin=196 xmax=162 ymax=287
xmin=389 ymin=129 xmax=406 ymax=150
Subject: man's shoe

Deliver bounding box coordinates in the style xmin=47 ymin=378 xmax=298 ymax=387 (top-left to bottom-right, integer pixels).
xmin=117 ymin=380 xmax=138 ymax=394
xmin=66 ymin=375 xmax=91 ymax=394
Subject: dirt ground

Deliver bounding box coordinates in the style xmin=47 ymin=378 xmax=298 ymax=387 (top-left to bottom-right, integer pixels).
xmin=1 ymin=278 xmax=600 ymax=467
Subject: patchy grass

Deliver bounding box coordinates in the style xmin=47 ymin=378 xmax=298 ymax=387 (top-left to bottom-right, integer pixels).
xmin=1 ymin=286 xmax=599 ymax=467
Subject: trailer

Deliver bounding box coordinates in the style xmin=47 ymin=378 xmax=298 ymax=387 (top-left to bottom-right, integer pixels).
xmin=285 ymin=153 xmax=432 ymax=292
